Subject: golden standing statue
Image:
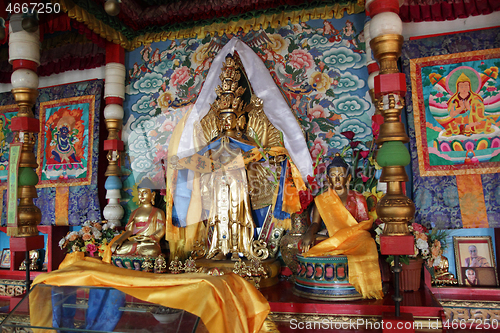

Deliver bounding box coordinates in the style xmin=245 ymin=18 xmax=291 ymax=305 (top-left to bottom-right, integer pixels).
xmin=184 ymin=54 xmax=283 ymax=261
xmin=111 ymin=184 xmax=166 ymax=257
xmin=199 ymin=55 xmax=260 ymax=261
xmin=202 ymin=138 xmax=255 ymax=260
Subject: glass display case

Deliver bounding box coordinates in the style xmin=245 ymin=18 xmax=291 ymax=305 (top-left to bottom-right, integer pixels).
xmin=0 ymin=284 xmax=204 ymax=332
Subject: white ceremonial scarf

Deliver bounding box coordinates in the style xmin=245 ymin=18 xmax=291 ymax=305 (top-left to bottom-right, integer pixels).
xmin=176 ymin=37 xmax=313 ymax=181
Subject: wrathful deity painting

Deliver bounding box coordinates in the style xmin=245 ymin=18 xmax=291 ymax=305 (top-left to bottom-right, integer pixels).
xmin=37 ymin=96 xmax=95 ymax=186
xmin=411 ymin=48 xmax=500 ymax=176
xmin=0 ymin=105 xmax=17 ymax=187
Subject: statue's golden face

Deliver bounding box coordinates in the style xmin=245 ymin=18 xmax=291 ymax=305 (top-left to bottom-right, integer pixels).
xmin=328 ymin=166 xmax=349 ymax=192
xmin=219 ymin=113 xmax=237 ymax=131
xmin=138 ymin=188 xmax=154 ymax=204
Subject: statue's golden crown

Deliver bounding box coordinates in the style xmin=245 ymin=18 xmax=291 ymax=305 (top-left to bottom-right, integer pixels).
xmin=212 ymin=54 xmax=246 ymax=118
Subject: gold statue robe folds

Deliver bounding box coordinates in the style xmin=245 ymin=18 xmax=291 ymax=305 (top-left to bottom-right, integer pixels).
xmin=203 ymin=154 xmax=255 ymax=260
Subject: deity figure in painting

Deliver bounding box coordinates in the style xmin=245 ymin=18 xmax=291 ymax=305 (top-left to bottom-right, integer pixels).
xmin=445 ymin=72 xmax=493 ymax=136
xmin=50 ymin=115 xmax=80 ymax=164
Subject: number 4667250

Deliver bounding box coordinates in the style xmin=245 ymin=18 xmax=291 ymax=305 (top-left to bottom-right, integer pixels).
xmin=6 ymin=3 xmax=61 ymax=14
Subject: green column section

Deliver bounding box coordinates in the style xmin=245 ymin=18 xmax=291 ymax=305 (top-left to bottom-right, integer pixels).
xmin=18 ymin=167 xmax=39 ymax=186
xmin=376 ymin=141 xmax=411 ymax=167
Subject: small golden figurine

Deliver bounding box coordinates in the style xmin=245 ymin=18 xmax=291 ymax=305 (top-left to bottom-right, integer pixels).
xmin=432 ymin=255 xmax=458 ymax=286
xmin=111 ymin=179 xmax=166 ymax=257
xmin=19 ymin=250 xmax=39 ymax=271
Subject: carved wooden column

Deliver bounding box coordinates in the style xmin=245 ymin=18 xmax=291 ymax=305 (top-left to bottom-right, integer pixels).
xmin=102 ymin=42 xmax=125 ymax=228
xmin=7 ymin=7 xmax=45 ymax=291
xmin=7 ymin=11 xmax=41 ymax=237
xmin=367 ymin=0 xmax=415 ymax=241
xmin=366 ymin=0 xmax=416 ymax=326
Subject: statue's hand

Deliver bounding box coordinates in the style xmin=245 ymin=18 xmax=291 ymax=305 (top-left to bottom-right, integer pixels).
xmin=301 ymin=230 xmax=316 ymax=254
xmin=464 ymin=99 xmax=471 ymax=111
xmin=131 ymin=235 xmax=151 ymax=242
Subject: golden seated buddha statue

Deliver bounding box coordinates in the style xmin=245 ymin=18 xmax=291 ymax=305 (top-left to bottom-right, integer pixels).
xmin=111 ymin=180 xmax=166 ymax=259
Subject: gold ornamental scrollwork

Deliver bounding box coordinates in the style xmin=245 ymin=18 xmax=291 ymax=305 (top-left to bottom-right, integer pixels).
xmin=0 ymin=281 xmax=26 ymax=297
xmin=250 ymin=239 xmax=269 ymax=261
xmin=444 ymin=308 xmax=500 ymax=323
xmin=440 ymin=300 xmax=500 ymax=309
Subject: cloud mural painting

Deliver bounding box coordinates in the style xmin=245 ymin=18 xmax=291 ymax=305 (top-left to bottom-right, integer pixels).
xmin=322 ymin=47 xmax=366 ymax=71
xmin=333 ymin=94 xmax=371 ymax=117
xmin=132 ymin=95 xmax=154 ymax=114
xmin=336 ymin=118 xmax=372 ymax=140
xmin=333 ymin=72 xmax=365 ymax=94
xmin=130 ymin=72 xmax=165 ymax=95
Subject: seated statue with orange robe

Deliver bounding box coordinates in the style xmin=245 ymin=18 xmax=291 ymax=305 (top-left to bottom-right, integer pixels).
xmin=301 ymin=154 xmax=383 ymax=299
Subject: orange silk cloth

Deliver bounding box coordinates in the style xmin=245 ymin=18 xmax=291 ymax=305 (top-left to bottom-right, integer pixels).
xmin=303 ymin=189 xmax=383 ymax=300
xmin=455 ymin=174 xmax=489 ymax=228
xmin=30 ymin=254 xmax=270 ymax=333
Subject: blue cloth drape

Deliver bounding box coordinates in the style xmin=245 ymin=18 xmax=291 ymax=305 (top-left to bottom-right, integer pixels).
xmin=273 ymin=159 xmax=290 ymax=220
xmin=51 ymin=286 xmax=126 ymax=332
xmin=85 ymin=289 xmax=126 ymax=331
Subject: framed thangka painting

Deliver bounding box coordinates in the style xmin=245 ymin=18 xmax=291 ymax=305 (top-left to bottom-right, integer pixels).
xmin=37 ymin=96 xmax=95 ymax=187
xmin=0 ymin=105 xmax=18 ymax=187
xmin=410 ymin=48 xmax=500 ymax=176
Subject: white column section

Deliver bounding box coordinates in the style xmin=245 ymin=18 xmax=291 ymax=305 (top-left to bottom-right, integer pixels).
xmin=102 ymin=62 xmax=125 ymax=228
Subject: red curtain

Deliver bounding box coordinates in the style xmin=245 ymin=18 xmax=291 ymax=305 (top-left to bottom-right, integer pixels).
xmin=400 ymin=0 xmax=500 ymax=22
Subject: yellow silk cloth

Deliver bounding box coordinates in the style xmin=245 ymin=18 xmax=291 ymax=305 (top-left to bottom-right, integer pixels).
xmin=30 ymin=253 xmax=270 ymax=333
xmin=303 ymin=189 xmax=383 ymax=300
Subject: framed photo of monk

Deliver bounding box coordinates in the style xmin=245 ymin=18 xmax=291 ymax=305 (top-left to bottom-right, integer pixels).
xmin=454 ymin=236 xmax=498 ymax=286
xmin=410 ymin=47 xmax=500 ymax=177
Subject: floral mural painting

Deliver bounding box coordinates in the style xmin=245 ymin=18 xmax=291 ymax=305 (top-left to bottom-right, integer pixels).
xmin=123 ymin=14 xmax=374 ymax=213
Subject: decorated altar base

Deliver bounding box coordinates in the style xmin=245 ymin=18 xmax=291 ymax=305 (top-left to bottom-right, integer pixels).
xmin=194 ymin=258 xmax=281 ymax=288
xmin=263 ymin=279 xmax=444 ymax=332
xmin=293 ymin=255 xmax=362 ymax=301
